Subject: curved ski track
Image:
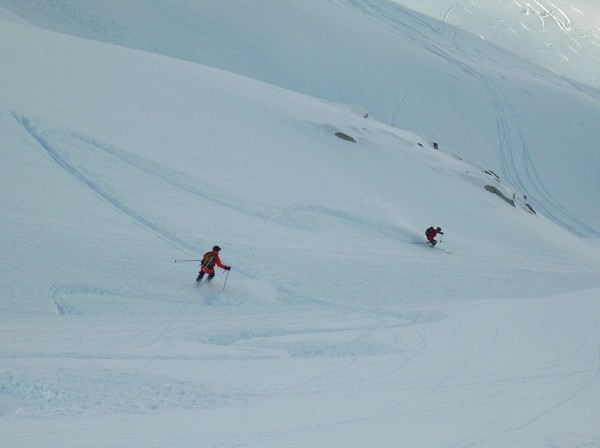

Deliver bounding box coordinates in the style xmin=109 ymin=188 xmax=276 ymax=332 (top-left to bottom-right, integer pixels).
xmin=338 ymin=0 xmax=600 ymax=237
xmin=14 ymin=114 xmax=201 ymax=256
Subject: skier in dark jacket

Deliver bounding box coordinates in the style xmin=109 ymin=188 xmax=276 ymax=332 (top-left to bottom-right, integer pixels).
xmin=425 ymin=226 xmax=444 ymax=246
xmin=196 ymin=245 xmax=231 ymax=282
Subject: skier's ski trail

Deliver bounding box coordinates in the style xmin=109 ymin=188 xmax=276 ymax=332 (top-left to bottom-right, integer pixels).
xmin=14 ymin=113 xmax=199 ymax=255
xmin=337 ymin=0 xmax=600 ymax=238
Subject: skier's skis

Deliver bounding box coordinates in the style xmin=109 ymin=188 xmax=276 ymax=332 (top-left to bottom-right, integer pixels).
xmin=411 ymin=241 xmax=451 ymax=254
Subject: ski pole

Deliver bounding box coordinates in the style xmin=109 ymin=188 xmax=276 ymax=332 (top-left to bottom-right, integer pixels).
xmin=223 ymin=269 xmax=230 ymax=291
xmin=174 ymin=259 xmax=201 ymax=263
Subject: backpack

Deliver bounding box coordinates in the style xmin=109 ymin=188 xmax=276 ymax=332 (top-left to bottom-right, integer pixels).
xmin=201 ymin=251 xmax=216 ymax=269
xmin=425 ymin=226 xmax=434 ymax=237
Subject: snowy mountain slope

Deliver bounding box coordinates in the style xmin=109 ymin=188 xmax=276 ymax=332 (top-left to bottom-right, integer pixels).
xmin=1 ymin=0 xmax=599 ymax=238
xmin=2 ymin=6 xmax=600 ymax=448
xmin=2 ymin=19 xmax=599 ymax=318
xmin=395 ymin=0 xmax=600 ymax=86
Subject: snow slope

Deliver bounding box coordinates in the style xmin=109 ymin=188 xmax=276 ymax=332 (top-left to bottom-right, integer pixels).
xmin=1 ymin=2 xmax=600 ymax=448
xmin=1 ymin=0 xmax=599 ymax=237
xmin=396 ymin=0 xmax=600 ymax=86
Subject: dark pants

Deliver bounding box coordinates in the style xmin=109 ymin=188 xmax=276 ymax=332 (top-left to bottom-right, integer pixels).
xmin=196 ymin=271 xmax=215 ymax=282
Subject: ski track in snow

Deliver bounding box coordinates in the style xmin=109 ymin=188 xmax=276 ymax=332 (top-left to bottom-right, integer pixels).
xmin=2 ymin=315 xmax=589 ymax=422
xmin=0 ymin=368 xmax=244 ymax=417
xmin=13 ymin=114 xmax=421 ymax=263
xmin=338 ymin=0 xmax=600 ymax=238
xmin=12 ymin=113 xmax=293 ymax=301
xmin=14 ymin=113 xmax=201 ymax=256
xmin=0 ymin=310 xmax=434 ymax=417
xmin=451 ymin=339 xmax=600 ymax=448
xmin=516 ymin=0 xmax=572 ymax=32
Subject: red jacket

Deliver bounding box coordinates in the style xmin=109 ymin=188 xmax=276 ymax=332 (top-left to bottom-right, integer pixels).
xmin=200 ymin=250 xmax=227 ymax=274
xmin=426 ymin=228 xmax=442 ymax=241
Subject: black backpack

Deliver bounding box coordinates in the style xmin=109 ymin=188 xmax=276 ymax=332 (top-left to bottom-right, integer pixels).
xmin=425 ymin=226 xmax=434 ymax=237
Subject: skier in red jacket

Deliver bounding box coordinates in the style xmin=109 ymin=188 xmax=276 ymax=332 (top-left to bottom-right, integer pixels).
xmin=196 ymin=245 xmax=231 ymax=282
xmin=425 ymin=226 xmax=444 ymax=246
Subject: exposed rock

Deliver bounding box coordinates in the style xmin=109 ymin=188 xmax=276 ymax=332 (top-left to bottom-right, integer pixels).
xmin=483 ymin=169 xmax=500 ymax=181
xmin=525 ymin=203 xmax=537 ymax=214
xmin=484 ymin=185 xmax=515 ymax=207
xmin=335 ymin=132 xmax=356 ymax=143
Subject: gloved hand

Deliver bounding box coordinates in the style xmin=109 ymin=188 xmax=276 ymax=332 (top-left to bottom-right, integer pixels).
xmin=225 ymin=266 xmax=231 ymax=271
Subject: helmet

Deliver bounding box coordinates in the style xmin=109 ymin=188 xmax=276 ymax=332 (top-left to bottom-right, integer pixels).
xmin=436 ymin=227 xmax=441 ymax=231
xmin=212 ymin=245 xmax=221 ymax=252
